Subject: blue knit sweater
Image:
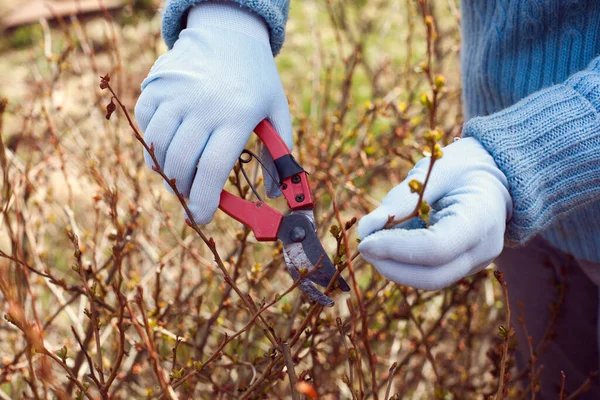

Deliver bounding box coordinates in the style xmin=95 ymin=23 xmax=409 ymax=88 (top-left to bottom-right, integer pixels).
xmin=162 ymin=0 xmax=600 ymax=262
xmin=162 ymin=0 xmax=289 ymax=54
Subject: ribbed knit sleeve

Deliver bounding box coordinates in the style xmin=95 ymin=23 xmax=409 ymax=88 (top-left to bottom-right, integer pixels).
xmin=162 ymin=0 xmax=290 ymax=55
xmin=462 ymin=57 xmax=600 ymax=247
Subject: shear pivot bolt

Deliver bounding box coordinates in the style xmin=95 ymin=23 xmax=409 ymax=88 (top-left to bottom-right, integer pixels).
xmin=290 ymin=227 xmax=306 ymax=242
xmin=295 ymin=194 xmax=305 ymax=202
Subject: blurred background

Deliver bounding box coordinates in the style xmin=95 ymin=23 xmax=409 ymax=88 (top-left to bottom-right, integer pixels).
xmin=0 ymin=1 xmax=521 ymax=399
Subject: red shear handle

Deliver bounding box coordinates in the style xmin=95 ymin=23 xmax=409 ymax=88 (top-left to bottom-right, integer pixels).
xmin=219 ymin=191 xmax=282 ymax=241
xmin=218 ymin=120 xmax=313 ymax=241
xmin=254 ymin=120 xmax=314 ymax=210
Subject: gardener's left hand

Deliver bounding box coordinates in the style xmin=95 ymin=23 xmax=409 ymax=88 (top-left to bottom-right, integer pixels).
xmin=357 ymin=137 xmax=513 ymax=290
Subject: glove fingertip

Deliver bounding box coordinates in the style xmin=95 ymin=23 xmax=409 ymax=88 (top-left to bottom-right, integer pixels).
xmin=267 ymin=103 xmax=293 ymax=151
xmin=357 ymin=238 xmax=377 ymax=259
xmin=260 ymin=144 xmax=283 ymax=199
xmin=357 ymin=207 xmax=395 ymax=239
xmin=186 ymin=203 xmax=216 ymax=226
xmin=265 ymin=184 xmax=282 ymax=199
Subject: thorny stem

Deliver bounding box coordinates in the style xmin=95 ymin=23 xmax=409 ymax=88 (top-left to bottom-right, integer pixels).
xmin=510 ymin=267 xmax=568 ymax=386
xmin=559 ymin=371 xmax=566 ymax=400
xmin=326 ymin=180 xmax=378 ymax=400
xmin=102 ymin=288 xmax=127 ymax=391
xmin=384 ymin=0 xmax=442 ymax=230
xmin=70 ymin=326 xmax=102 ymax=391
xmin=43 ymin=349 xmax=94 ymax=400
xmin=536 ymin=268 xmax=567 ymax=356
xmin=196 ymin=231 xmax=249 ymax=360
xmin=160 ymin=266 xmax=315 ymax=398
xmin=337 ymin=317 xmax=358 ymax=400
xmin=127 ymin=290 xmax=176 ymax=400
xmin=239 ymin=302 xmax=327 ymax=399
xmin=402 ymin=294 xmax=441 ymax=385
xmin=384 ymin=362 xmax=398 ymax=400
xmin=282 ymin=342 xmax=300 ymax=400
xmin=383 ymin=149 xmax=438 ymax=229
xmin=565 ymin=372 xmax=598 ymax=400
xmin=495 ymin=271 xmax=511 ymax=400
xmin=517 ymin=301 xmax=537 ymax=400
xmin=69 ymin=233 xmax=106 ymax=387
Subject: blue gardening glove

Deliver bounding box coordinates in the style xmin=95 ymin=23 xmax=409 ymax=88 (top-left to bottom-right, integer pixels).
xmin=135 ymin=1 xmax=292 ymax=224
xmin=357 ymin=137 xmax=513 ymax=291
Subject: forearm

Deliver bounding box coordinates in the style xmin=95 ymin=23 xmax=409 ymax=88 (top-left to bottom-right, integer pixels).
xmin=462 ymin=57 xmax=600 ymax=246
xmin=162 ymin=0 xmax=290 ymax=55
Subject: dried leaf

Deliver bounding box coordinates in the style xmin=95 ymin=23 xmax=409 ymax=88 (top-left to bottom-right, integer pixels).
xmin=99 ymin=74 xmax=110 ymax=89
xmin=296 ymin=381 xmax=318 ymax=399
xmin=106 ymin=99 xmax=116 ymax=120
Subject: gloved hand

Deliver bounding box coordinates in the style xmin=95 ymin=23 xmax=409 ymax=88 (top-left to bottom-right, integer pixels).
xmin=135 ymin=1 xmax=292 ymax=224
xmin=357 ymin=137 xmax=513 ymax=290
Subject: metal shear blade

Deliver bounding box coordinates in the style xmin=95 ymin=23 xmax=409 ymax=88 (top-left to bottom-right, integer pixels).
xmin=282 ymin=245 xmax=335 ymax=307
xmin=278 ymin=211 xmax=351 ymax=306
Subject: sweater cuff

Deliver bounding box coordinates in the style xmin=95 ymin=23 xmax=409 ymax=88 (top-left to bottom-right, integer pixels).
xmin=161 ymin=0 xmax=289 ymax=55
xmin=462 ymin=83 xmax=600 ymax=246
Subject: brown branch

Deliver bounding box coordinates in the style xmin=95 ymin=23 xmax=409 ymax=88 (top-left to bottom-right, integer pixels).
xmin=495 ymin=271 xmax=512 ymax=400
xmin=326 ymin=180 xmax=377 ymax=400
xmin=126 ymin=289 xmax=175 ymax=399
xmin=517 ymin=301 xmax=537 ymax=400
xmin=385 ymin=362 xmax=398 ymax=400
xmin=281 ymin=342 xmax=300 ymax=400
xmin=565 ymin=372 xmax=598 ymax=400
xmin=102 ymin=288 xmax=127 ymax=392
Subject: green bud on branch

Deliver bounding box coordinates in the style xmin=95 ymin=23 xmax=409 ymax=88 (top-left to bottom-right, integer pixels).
xmin=56 ymin=345 xmax=68 ymax=362
xmin=408 ymin=179 xmax=423 ymax=194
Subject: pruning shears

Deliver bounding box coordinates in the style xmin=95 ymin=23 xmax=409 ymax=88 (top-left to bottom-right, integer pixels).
xmin=218 ymin=120 xmax=350 ymax=306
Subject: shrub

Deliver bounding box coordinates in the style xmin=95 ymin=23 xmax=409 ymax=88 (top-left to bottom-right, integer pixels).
xmin=0 ymin=1 xmax=569 ymax=399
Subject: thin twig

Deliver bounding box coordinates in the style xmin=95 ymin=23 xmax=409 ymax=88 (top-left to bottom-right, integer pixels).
xmin=282 ymin=343 xmax=300 ymax=400
xmin=565 ymin=372 xmax=598 ymax=400
xmin=495 ymin=271 xmax=512 ymax=400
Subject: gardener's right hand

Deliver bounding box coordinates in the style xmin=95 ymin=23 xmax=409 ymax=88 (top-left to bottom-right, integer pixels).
xmin=134 ymin=1 xmax=292 ymax=224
